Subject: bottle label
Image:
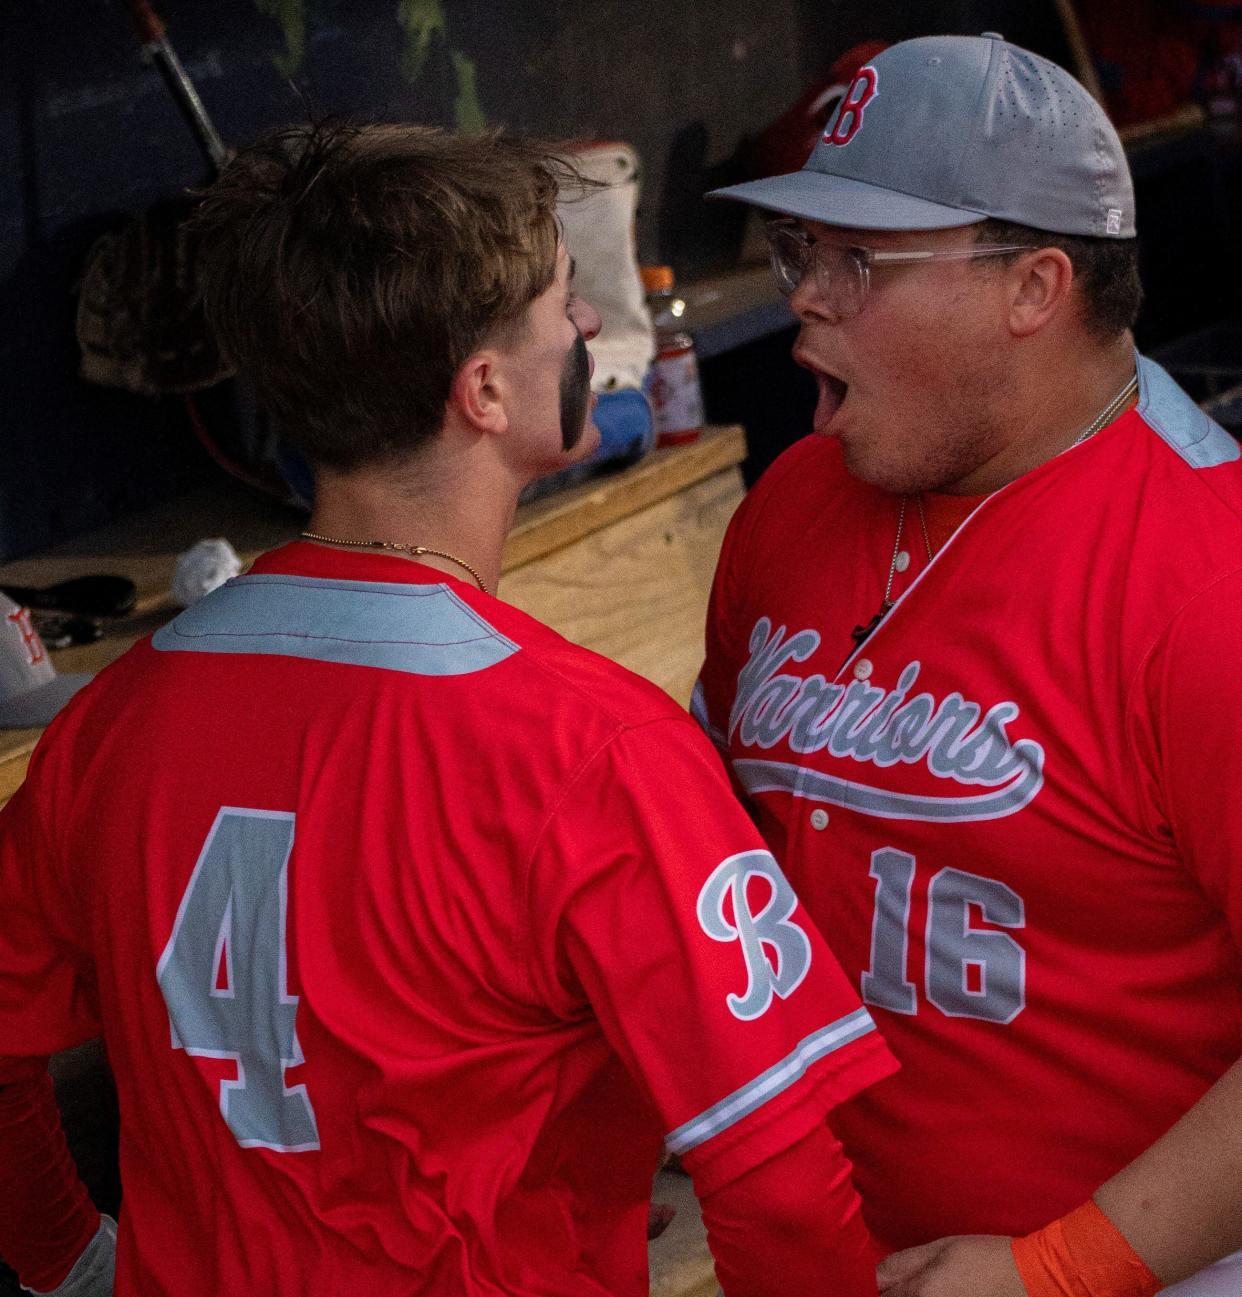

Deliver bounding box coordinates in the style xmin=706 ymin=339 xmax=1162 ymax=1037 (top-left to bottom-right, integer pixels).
xmin=645 ymin=348 xmax=705 ymax=442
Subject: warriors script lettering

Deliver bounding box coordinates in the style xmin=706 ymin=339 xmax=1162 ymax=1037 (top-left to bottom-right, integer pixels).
xmin=726 ymin=618 xmax=1044 ymax=823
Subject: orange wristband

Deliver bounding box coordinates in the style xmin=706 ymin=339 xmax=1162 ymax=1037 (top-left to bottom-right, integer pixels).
xmin=1011 ymin=1199 xmax=1162 ymax=1297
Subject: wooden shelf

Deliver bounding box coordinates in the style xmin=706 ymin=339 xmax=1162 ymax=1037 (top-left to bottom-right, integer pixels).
xmin=681 ymin=264 xmax=794 ymax=361
xmin=504 ymin=426 xmax=745 ymax=569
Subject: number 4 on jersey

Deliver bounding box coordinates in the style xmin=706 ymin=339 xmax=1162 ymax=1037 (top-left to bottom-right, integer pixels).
xmin=156 ymin=807 xmax=320 ymax=1151
xmin=862 ymin=847 xmax=1026 ymax=1024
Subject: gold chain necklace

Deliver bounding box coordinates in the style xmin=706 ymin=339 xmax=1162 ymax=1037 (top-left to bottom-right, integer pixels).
xmin=1069 ymin=371 xmax=1138 ymax=447
xmin=849 ymin=369 xmax=1137 ymax=653
xmin=300 ymin=531 xmax=490 ymax=595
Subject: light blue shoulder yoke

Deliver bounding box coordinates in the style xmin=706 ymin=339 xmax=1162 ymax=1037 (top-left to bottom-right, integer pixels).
xmin=152 ymin=573 xmax=519 ymax=677
xmin=1136 ymin=353 xmax=1239 ymax=469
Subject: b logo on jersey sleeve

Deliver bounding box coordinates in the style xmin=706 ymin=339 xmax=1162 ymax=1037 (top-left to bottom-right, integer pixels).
xmin=697 ymin=851 xmax=812 ymax=1021
xmin=824 ymin=67 xmax=878 ymax=146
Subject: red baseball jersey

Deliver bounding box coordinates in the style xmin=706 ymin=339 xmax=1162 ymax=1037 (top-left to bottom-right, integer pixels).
xmin=0 ymin=541 xmax=895 ymax=1296
xmin=695 ymin=354 xmax=1242 ymax=1248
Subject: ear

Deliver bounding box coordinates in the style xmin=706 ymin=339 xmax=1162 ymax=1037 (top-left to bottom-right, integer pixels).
xmin=1008 ymin=247 xmax=1074 ymax=338
xmin=449 ymin=351 xmax=509 ymax=436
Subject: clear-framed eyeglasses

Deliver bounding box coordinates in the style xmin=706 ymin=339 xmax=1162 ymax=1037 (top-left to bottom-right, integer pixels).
xmin=764 ymin=217 xmax=1034 ymax=320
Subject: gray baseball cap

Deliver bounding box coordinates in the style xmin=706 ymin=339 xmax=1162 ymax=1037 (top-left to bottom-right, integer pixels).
xmin=710 ymin=33 xmax=1135 ymax=238
xmin=0 ymin=594 xmax=91 ymax=728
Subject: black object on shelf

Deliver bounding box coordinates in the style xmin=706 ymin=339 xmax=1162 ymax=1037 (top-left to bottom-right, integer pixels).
xmin=0 ymin=575 xmax=137 ymax=618
xmin=33 ymin=613 xmax=104 ymax=649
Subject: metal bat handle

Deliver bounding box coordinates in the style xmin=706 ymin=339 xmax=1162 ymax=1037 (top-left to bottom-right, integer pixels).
xmin=120 ymin=0 xmax=229 ymax=173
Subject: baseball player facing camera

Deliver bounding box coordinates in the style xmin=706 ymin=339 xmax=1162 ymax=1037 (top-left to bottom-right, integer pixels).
xmin=697 ymin=31 xmax=1242 ymax=1297
xmin=0 ymin=123 xmax=899 ymax=1295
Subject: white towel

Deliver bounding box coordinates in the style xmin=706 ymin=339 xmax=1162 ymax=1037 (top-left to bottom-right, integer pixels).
xmin=556 ymin=143 xmax=655 ymax=394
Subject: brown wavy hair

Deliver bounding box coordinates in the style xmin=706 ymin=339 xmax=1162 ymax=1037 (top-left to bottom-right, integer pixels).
xmin=192 ymin=122 xmax=584 ymax=471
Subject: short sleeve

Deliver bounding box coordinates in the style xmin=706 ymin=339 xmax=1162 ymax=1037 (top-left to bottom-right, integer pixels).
xmin=0 ymin=745 xmax=100 ymax=1057
xmin=1130 ymin=569 xmax=1242 ymax=947
xmin=524 ymin=717 xmax=897 ymax=1195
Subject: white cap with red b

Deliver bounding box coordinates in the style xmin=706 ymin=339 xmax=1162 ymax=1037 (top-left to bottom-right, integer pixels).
xmin=0 ymin=594 xmax=91 ymax=728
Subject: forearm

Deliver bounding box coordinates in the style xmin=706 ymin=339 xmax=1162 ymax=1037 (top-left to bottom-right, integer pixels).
xmin=877 ymin=1056 xmax=1242 ymax=1296
xmin=698 ymin=1121 xmax=878 ymax=1297
xmin=0 ymin=1057 xmax=99 ymax=1292
xmin=1093 ymin=1053 xmax=1242 ymax=1286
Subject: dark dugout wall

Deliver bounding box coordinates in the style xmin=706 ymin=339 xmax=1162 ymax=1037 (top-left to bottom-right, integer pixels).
xmin=0 ymin=0 xmax=1074 ymax=561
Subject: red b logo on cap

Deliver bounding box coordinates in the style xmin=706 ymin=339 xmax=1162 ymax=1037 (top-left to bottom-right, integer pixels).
xmin=7 ymin=607 xmax=45 ymax=667
xmin=825 ymin=67 xmax=878 ymax=146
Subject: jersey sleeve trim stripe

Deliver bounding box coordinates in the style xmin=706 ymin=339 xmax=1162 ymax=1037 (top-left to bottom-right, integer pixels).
xmin=663 ymin=1007 xmax=879 ymax=1155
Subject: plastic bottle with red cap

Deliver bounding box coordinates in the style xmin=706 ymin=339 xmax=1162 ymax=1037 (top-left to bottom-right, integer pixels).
xmin=640 ymin=266 xmax=705 ymax=447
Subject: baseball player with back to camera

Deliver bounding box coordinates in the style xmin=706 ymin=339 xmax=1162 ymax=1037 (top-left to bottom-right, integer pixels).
xmin=0 ymin=122 xmax=901 ymax=1296
xmin=695 ymin=31 xmax=1242 ymax=1297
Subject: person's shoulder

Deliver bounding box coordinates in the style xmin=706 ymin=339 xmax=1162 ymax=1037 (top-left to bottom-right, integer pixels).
xmin=752 ymin=433 xmax=846 ymax=502
xmin=1093 ymin=358 xmax=1242 ymax=649
xmin=10 ymin=630 xmax=159 ymax=808
xmin=1132 ymin=355 xmax=1242 ymax=522
xmin=480 ymin=597 xmax=694 ymax=733
xmin=730 ymin=433 xmax=854 ymax=544
xmin=34 ymin=628 xmax=154 ymax=737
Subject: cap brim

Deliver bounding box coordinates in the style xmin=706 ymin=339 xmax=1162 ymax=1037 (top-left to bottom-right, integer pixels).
xmin=0 ymin=673 xmax=91 ymax=729
xmin=708 ymin=170 xmax=988 ymax=231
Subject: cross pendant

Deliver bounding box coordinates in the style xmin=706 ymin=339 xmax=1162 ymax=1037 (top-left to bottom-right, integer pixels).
xmin=850 ymin=600 xmax=893 ymax=649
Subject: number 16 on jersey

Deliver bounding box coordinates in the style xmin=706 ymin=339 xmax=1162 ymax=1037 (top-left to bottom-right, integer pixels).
xmin=861 ymin=847 xmax=1027 ymax=1024
xmin=156 ymin=807 xmax=320 ymax=1152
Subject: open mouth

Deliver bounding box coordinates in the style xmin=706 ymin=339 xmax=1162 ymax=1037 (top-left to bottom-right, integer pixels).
xmin=813 ymin=371 xmax=849 ymax=433
xmin=794 ymin=346 xmax=849 ymax=433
